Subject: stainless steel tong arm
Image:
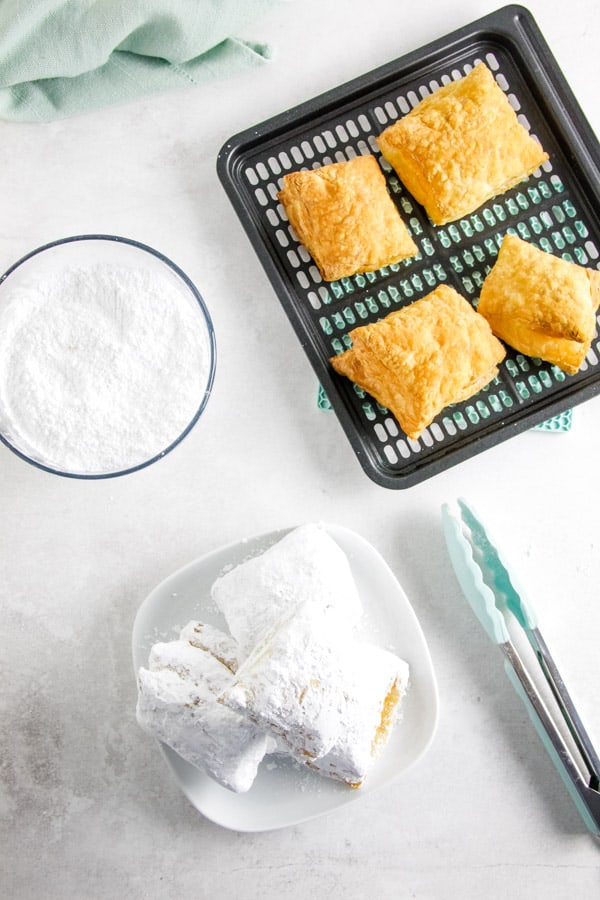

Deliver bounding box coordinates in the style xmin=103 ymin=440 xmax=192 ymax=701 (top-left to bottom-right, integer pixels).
xmin=501 ymin=638 xmax=600 ymax=836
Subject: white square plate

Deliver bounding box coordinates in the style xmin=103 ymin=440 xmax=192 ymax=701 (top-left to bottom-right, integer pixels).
xmin=131 ymin=523 xmax=439 ymax=832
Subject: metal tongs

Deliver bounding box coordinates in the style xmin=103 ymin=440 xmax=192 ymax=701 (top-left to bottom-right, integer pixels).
xmin=442 ymin=497 xmax=600 ymax=837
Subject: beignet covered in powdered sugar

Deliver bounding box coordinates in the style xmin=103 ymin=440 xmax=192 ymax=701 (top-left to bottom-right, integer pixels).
xmin=220 ymin=603 xmax=409 ymax=787
xmin=136 ymin=624 xmax=274 ymax=793
xmin=211 ymin=523 xmax=363 ymax=656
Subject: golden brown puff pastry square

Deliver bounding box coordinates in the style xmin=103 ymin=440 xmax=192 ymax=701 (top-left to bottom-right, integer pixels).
xmin=376 ymin=62 xmax=549 ymax=226
xmin=330 ymin=284 xmax=505 ymax=439
xmin=277 ymin=154 xmax=418 ymax=282
xmin=478 ymin=233 xmax=600 ymax=374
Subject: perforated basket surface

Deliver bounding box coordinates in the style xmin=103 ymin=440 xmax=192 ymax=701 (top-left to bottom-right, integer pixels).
xmin=217 ymin=5 xmax=600 ymax=488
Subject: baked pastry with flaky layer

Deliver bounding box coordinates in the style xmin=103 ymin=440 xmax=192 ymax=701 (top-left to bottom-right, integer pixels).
xmin=306 ymin=640 xmax=409 ymax=787
xmin=277 ymin=154 xmax=417 ymax=281
xmin=211 ymin=522 xmax=363 ymax=656
xmin=330 ymin=284 xmax=505 ymax=440
xmin=377 ymin=62 xmax=548 ymax=225
xmin=136 ymin=623 xmax=274 ymax=793
xmin=220 ymin=604 xmax=409 ymax=787
xmin=478 ymin=233 xmax=600 ymax=374
xmin=179 ymin=619 xmax=239 ymax=673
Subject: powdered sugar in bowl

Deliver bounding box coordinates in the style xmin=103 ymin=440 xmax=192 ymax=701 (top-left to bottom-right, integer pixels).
xmin=0 ymin=235 xmax=216 ymax=478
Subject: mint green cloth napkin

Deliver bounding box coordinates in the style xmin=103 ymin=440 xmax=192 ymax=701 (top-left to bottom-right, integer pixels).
xmin=0 ymin=0 xmax=283 ymax=122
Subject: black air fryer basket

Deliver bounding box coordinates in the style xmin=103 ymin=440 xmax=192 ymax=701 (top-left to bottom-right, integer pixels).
xmin=218 ymin=5 xmax=600 ymax=488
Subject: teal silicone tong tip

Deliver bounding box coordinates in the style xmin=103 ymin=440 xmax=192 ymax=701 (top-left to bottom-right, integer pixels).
xmin=455 ymin=497 xmax=537 ymax=633
xmin=441 ymin=501 xmax=510 ymax=645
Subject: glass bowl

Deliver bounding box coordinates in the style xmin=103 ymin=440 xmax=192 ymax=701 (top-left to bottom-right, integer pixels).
xmin=0 ymin=234 xmax=216 ymax=478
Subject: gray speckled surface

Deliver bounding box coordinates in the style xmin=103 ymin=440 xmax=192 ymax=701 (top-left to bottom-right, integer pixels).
xmin=2 ymin=1 xmax=600 ymax=896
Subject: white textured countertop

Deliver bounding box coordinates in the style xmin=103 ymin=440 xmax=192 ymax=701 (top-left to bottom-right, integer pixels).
xmin=2 ymin=1 xmax=600 ymax=897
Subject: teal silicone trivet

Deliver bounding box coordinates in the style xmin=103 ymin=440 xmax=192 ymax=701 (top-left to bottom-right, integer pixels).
xmin=533 ymin=409 xmax=573 ymax=431
xmin=317 ymin=385 xmax=572 ymax=431
xmin=317 ymin=383 xmax=333 ymax=411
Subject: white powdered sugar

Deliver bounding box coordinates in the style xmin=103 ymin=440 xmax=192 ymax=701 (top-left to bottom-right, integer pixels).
xmin=0 ymin=263 xmax=211 ymax=473
xmin=223 ymin=608 xmax=355 ymax=761
xmin=211 ymin=523 xmax=363 ymax=654
xmin=136 ymin=624 xmax=275 ymax=793
xmin=222 ymin=603 xmax=409 ymax=785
